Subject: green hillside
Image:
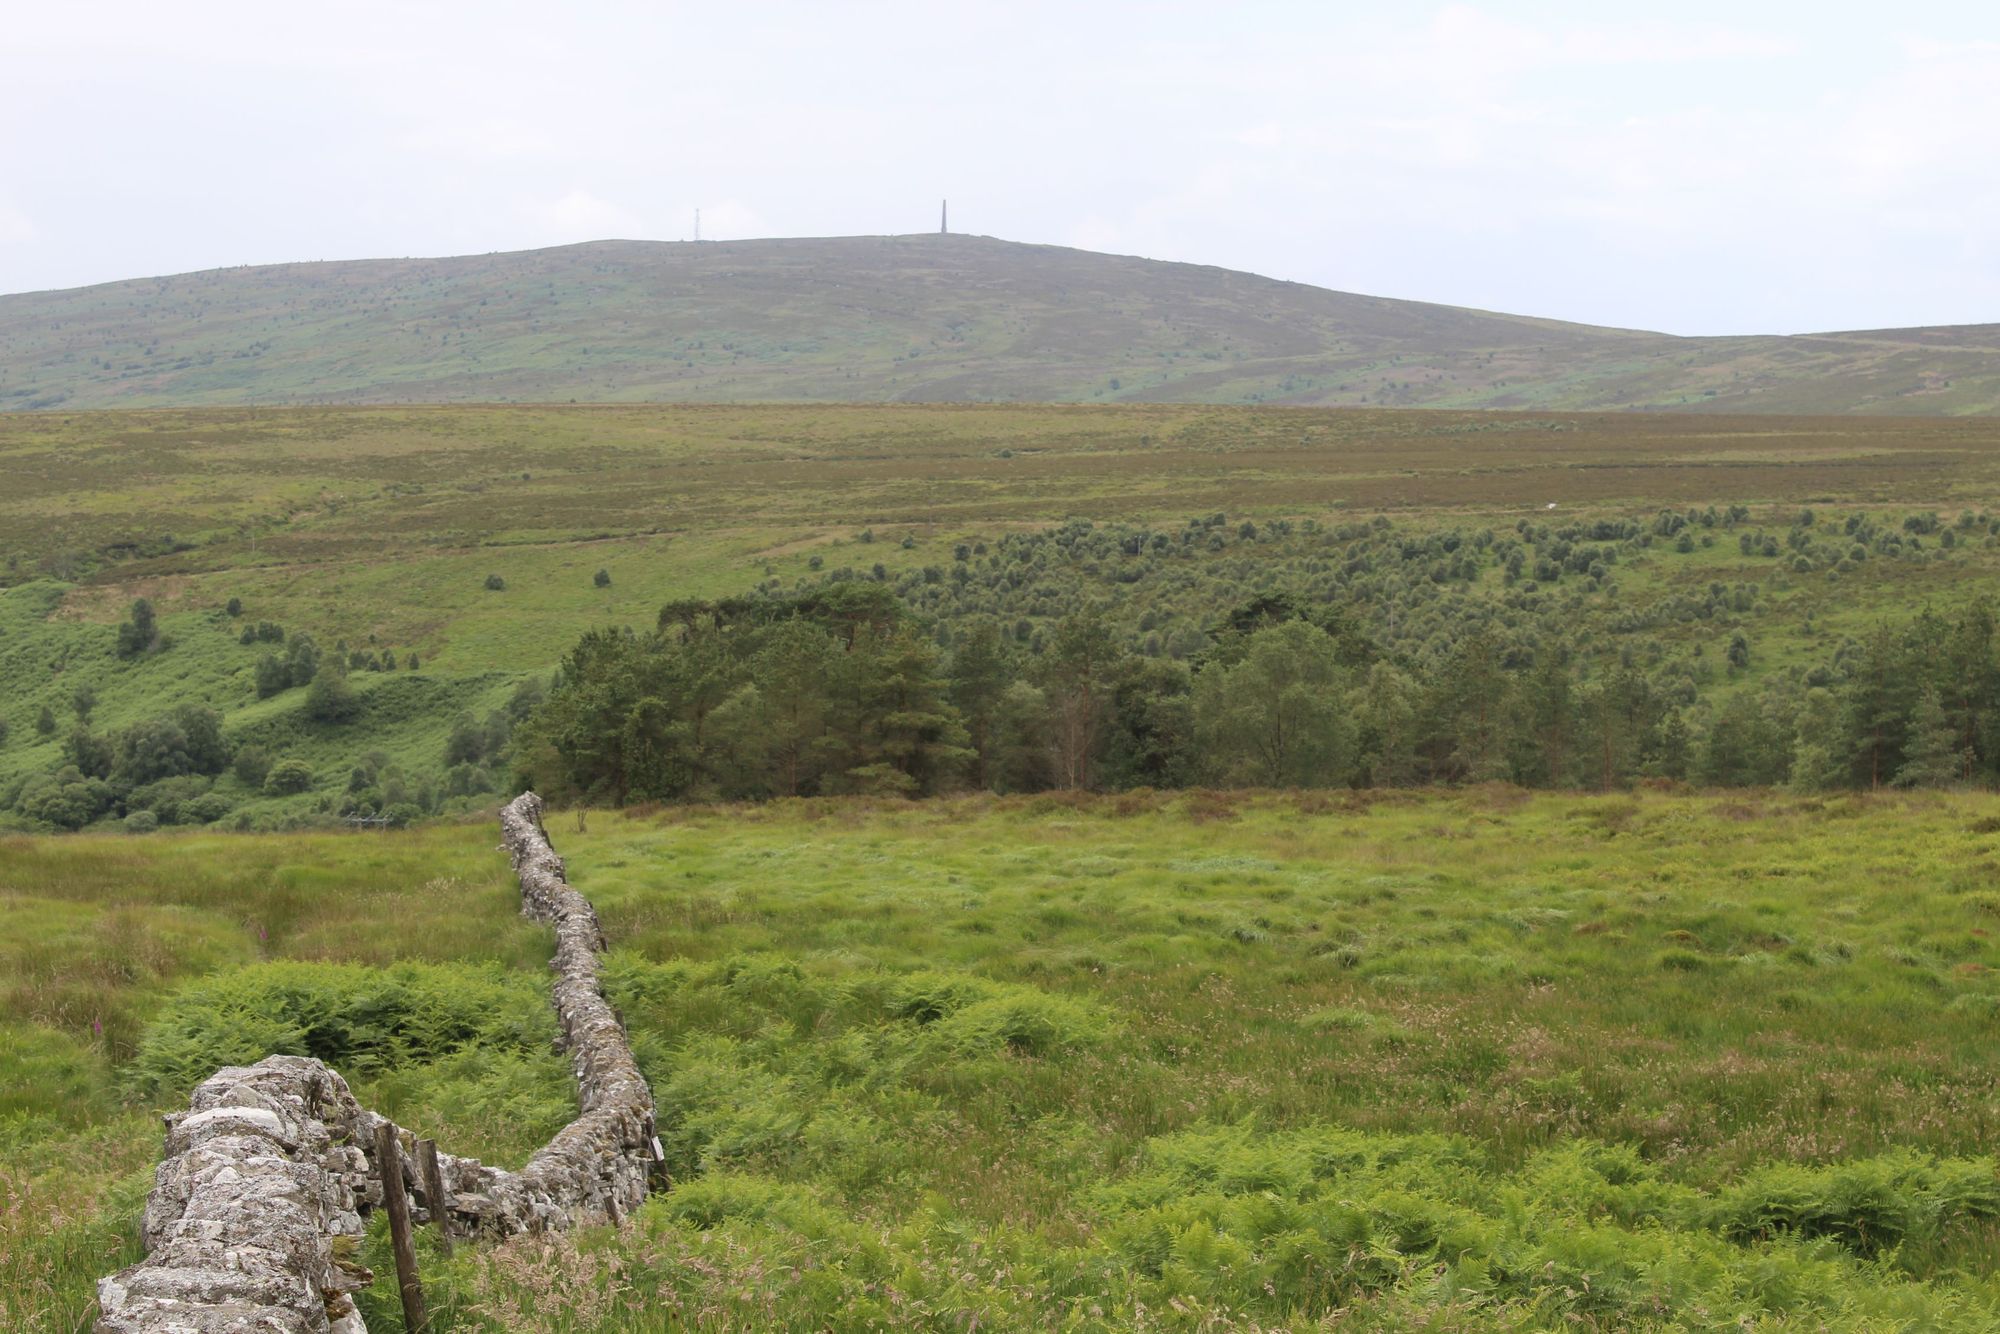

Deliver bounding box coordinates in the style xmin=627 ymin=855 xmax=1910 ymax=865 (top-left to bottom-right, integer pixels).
xmin=3 ymin=235 xmax=1997 ymax=414
xmin=4 ymin=401 xmax=2000 ymax=833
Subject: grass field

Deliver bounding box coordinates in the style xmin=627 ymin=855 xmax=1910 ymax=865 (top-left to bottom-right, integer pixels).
xmin=5 ymin=236 xmax=2000 ymax=415
xmin=8 ymin=789 xmax=2000 ymax=1329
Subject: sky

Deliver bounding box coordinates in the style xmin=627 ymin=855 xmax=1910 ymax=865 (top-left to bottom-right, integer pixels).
xmin=2 ymin=0 xmax=1996 ymax=335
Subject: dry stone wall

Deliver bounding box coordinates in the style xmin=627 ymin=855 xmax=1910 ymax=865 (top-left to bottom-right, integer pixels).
xmin=95 ymin=793 xmax=659 ymax=1333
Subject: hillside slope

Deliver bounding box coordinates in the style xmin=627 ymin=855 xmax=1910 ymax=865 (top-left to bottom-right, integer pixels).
xmin=2 ymin=234 xmax=1996 ymax=413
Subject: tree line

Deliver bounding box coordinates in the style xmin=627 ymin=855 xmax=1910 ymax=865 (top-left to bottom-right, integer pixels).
xmin=515 ymin=582 xmax=2000 ymax=803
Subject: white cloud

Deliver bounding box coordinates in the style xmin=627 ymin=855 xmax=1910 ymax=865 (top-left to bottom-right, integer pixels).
xmin=524 ymin=191 xmax=645 ymax=241
xmin=402 ymin=119 xmax=560 ymax=164
xmin=0 ymin=204 xmax=35 ymax=245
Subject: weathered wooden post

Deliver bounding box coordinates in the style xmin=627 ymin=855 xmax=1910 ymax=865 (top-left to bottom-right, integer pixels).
xmin=375 ymin=1121 xmax=428 ymax=1331
xmin=416 ymin=1136 xmax=454 ymax=1257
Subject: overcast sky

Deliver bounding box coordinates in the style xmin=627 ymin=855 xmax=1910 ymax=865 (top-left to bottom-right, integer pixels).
xmin=2 ymin=1 xmax=1995 ymax=335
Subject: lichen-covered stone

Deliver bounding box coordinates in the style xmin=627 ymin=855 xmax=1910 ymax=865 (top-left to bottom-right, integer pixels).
xmin=97 ymin=794 xmax=659 ymax=1332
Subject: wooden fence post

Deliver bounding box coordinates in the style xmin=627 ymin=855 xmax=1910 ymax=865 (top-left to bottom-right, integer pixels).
xmin=416 ymin=1137 xmax=453 ymax=1258
xmin=375 ymin=1121 xmax=428 ymax=1332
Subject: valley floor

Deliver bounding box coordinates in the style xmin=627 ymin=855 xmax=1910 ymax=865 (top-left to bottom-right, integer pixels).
xmin=7 ymin=788 xmax=2000 ymax=1329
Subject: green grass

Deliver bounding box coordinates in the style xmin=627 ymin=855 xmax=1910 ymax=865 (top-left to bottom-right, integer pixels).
xmin=5 ymin=402 xmax=2000 ymax=829
xmin=5 ymin=236 xmax=2000 ymax=415
xmin=9 ymin=791 xmax=2000 ymax=1328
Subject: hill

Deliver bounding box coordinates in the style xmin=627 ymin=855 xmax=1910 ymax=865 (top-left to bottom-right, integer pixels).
xmin=2 ymin=235 xmax=1996 ymax=414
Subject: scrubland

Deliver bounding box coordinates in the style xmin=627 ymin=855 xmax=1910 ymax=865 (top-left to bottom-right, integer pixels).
xmin=8 ymin=790 xmax=2000 ymax=1329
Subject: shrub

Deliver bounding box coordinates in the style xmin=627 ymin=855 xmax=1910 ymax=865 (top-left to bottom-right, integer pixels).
xmin=254 ymin=652 xmax=289 ymax=697
xmin=123 ymin=810 xmax=159 ymax=834
xmin=505 ymin=678 xmax=546 ymax=722
xmin=63 ymin=726 xmax=114 ymax=778
xmin=232 ymin=744 xmax=273 ymax=789
xmin=128 ymin=774 xmax=214 ymax=823
xmin=485 ymin=574 xmax=506 ymax=591
xmin=594 ymin=568 xmax=611 ymax=588
xmin=15 ymin=768 xmax=115 ymax=829
xmin=305 ymin=667 xmax=360 ymax=724
xmin=445 ymin=762 xmax=494 ymax=797
xmin=886 ymin=972 xmax=1001 ymax=1025
xmin=283 ymin=633 xmax=320 ymax=687
xmin=126 ymin=960 xmax=557 ymax=1097
xmin=1710 ymin=1151 xmax=2000 ymax=1255
xmin=114 ymin=706 xmax=229 ymax=785
xmin=224 ymin=597 xmax=242 ymax=617
xmin=115 ymin=597 xmax=161 ymax=659
xmin=181 ymin=792 xmax=234 ymax=824
xmin=264 ymin=758 xmax=315 ymax=795
xmin=927 ymin=988 xmax=1112 ymax=1057
xmin=444 ymin=713 xmax=486 ymax=766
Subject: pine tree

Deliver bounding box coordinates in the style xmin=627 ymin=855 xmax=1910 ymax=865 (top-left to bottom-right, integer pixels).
xmin=1430 ymin=626 xmax=1512 ymax=783
xmin=1788 ymin=688 xmax=1847 ymax=793
xmin=1649 ymin=709 xmax=1691 ymax=780
xmin=1038 ymin=613 xmax=1123 ymax=790
xmin=1940 ymin=599 xmax=1998 ymax=783
xmin=1894 ymin=687 xmax=1962 ymax=788
xmin=1192 ymin=621 xmax=1351 ymax=787
xmin=1519 ymin=650 xmax=1576 ymax=787
xmin=949 ymin=620 xmax=1015 ymax=790
xmin=747 ymin=619 xmax=838 ymax=796
xmin=1840 ymin=626 xmax=1911 ymax=787
xmin=1355 ymin=662 xmax=1419 ymax=787
xmin=832 ymin=624 xmax=970 ymax=795
xmin=115 ymin=597 xmax=159 ymax=659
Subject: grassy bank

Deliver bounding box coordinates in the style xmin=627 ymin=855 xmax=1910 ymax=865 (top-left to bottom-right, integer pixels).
xmin=7 ymin=789 xmax=2000 ymax=1328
